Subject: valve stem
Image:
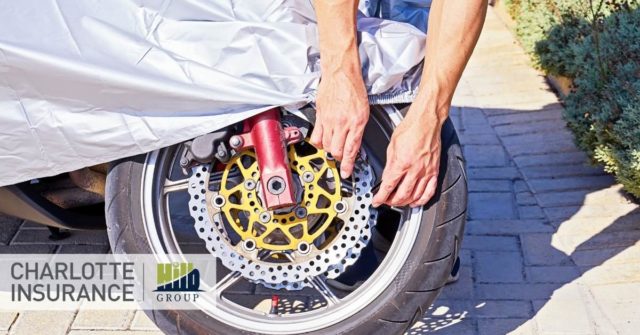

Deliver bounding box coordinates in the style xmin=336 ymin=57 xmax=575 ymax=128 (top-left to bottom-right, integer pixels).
xmin=270 ymin=294 xmax=279 ymax=315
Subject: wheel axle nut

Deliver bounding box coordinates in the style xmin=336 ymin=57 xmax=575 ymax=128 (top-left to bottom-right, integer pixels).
xmin=259 ymin=211 xmax=272 ymax=223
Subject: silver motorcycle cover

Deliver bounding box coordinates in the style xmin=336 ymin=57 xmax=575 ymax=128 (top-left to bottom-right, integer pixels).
xmin=0 ymin=0 xmax=429 ymax=186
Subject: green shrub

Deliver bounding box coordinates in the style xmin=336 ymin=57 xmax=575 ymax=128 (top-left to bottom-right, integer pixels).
xmin=563 ymin=7 xmax=640 ymax=197
xmin=502 ymin=0 xmax=640 ymax=198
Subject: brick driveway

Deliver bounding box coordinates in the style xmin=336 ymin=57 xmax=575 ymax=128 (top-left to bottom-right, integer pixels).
xmin=0 ymin=6 xmax=639 ymax=335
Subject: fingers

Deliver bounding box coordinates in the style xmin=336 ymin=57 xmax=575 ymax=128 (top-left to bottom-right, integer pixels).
xmin=329 ymin=128 xmax=348 ymax=162
xmin=372 ymin=168 xmax=403 ymax=207
xmin=410 ymin=175 xmax=438 ymax=207
xmin=386 ymin=171 xmax=420 ymax=206
xmin=310 ymin=121 xmax=324 ymax=149
xmin=339 ymin=128 xmax=363 ymax=179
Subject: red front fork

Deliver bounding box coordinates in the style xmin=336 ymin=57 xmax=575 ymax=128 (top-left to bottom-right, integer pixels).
xmin=229 ymin=108 xmax=302 ymax=210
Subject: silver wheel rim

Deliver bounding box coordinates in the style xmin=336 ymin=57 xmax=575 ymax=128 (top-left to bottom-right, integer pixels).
xmin=139 ymin=106 xmax=424 ymax=334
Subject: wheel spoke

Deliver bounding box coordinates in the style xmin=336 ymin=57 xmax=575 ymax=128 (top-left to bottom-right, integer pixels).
xmin=163 ymin=173 xmax=223 ymax=194
xmin=163 ymin=178 xmax=190 ymax=194
xmin=309 ymin=276 xmax=340 ymax=306
xmin=211 ymin=271 xmax=242 ymax=297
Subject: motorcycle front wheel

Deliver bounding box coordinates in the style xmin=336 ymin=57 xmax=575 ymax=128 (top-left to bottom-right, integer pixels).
xmin=105 ymin=104 xmax=467 ymax=335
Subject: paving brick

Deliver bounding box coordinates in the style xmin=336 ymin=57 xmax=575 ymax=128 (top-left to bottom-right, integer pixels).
xmin=466 ymin=220 xmax=553 ymax=235
xmin=520 ymin=234 xmax=573 ymax=266
xmin=535 ymin=189 xmax=621 ymax=208
xmin=505 ymin=139 xmax=579 ymax=157
xmin=477 ymin=318 xmax=536 ymax=335
xmin=571 ymin=246 xmax=640 ymax=267
xmin=513 ymin=151 xmax=589 ymax=168
xmin=493 ymin=119 xmax=568 ymax=136
xmin=520 ymin=164 xmax=605 ymax=179
xmin=515 ymin=192 xmax=537 ymax=206
xmin=458 ymin=133 xmax=501 ymax=145
xmin=0 ymin=215 xmax=21 ymax=245
xmin=72 ymin=310 xmax=134 ymax=330
xmin=468 ymin=193 xmax=516 ymax=220
xmin=525 ymin=266 xmax=580 ymax=283
xmin=473 ymin=300 xmax=532 ymax=319
xmin=408 ymin=318 xmax=476 ymax=335
xmin=467 ymin=167 xmax=521 ymax=180
xmin=468 ymin=180 xmax=512 ymax=193
xmin=475 ymin=283 xmax=557 ymax=300
xmin=438 ymin=267 xmax=474 ymax=300
xmin=58 ymin=245 xmax=110 ymax=254
xmin=463 ymin=236 xmax=520 ymax=251
xmin=475 ymin=251 xmax=524 ymax=283
xmin=527 ymin=175 xmax=615 ymax=193
xmin=464 ymin=145 xmax=509 ymax=167
xmin=11 ymin=311 xmax=75 ymax=335
xmin=11 ymin=229 xmax=109 ymax=245
xmin=486 ymin=108 xmax=562 ymax=126
xmin=517 ymin=206 xmax=546 ymax=219
xmin=513 ymin=180 xmax=529 ymax=193
xmin=0 ymin=245 xmax=56 ymax=254
xmin=500 ymin=131 xmax=574 ymax=149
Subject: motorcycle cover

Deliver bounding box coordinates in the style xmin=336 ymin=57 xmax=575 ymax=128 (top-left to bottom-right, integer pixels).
xmin=0 ymin=0 xmax=430 ymax=187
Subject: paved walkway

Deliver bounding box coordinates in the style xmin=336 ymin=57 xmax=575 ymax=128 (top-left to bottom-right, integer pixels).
xmin=0 ymin=6 xmax=638 ymax=335
xmin=412 ymin=7 xmax=640 ymax=335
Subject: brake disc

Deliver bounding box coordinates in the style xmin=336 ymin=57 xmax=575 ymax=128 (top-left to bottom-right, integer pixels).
xmin=188 ymin=139 xmax=376 ymax=290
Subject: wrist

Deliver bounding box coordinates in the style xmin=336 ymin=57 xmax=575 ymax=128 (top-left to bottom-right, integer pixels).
xmin=408 ymin=94 xmax=450 ymax=128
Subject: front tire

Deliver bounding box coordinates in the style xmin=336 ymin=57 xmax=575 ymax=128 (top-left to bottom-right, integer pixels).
xmin=105 ymin=106 xmax=467 ymax=335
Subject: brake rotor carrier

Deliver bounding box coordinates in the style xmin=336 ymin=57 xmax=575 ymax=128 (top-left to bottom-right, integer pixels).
xmin=188 ymin=139 xmax=376 ymax=290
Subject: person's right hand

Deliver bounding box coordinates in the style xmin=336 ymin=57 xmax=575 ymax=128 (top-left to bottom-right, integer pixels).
xmin=310 ymin=67 xmax=370 ymax=179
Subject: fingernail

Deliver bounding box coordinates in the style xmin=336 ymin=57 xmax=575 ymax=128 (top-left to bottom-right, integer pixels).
xmin=372 ymin=201 xmax=379 ymax=208
xmin=340 ymin=170 xmax=349 ymax=179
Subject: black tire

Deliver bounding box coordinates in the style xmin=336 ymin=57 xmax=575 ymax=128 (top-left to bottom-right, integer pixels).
xmin=105 ymin=113 xmax=467 ymax=335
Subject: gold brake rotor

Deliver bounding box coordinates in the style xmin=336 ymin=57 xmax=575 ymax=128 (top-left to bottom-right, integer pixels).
xmin=217 ymin=140 xmax=342 ymax=251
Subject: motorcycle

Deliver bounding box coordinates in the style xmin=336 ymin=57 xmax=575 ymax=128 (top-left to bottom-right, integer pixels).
xmin=0 ymin=102 xmax=466 ymax=334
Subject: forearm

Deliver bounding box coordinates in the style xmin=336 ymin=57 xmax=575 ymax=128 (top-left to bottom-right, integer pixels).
xmin=411 ymin=0 xmax=488 ymax=124
xmin=315 ymin=0 xmax=361 ymax=77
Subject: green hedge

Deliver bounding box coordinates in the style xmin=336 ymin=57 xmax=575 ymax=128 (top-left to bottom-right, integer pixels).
xmin=503 ymin=0 xmax=640 ymax=198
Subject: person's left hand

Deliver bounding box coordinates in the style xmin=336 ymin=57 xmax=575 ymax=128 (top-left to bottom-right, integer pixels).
xmin=372 ymin=110 xmax=443 ymax=208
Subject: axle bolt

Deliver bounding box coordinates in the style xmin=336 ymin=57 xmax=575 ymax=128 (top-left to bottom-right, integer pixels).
xmin=259 ymin=211 xmax=272 ymax=223
xmin=229 ymin=135 xmax=243 ymax=149
xmin=267 ymin=177 xmax=286 ymax=195
xmin=325 ymin=152 xmax=334 ymax=161
xmin=301 ymin=171 xmax=314 ymax=183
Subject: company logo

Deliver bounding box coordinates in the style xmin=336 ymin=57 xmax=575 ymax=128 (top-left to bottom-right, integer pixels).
xmin=155 ymin=262 xmax=200 ymax=292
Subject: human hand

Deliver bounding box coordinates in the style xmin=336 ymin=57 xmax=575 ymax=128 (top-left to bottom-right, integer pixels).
xmin=310 ymin=68 xmax=370 ymax=179
xmin=372 ymin=110 xmax=443 ymax=208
